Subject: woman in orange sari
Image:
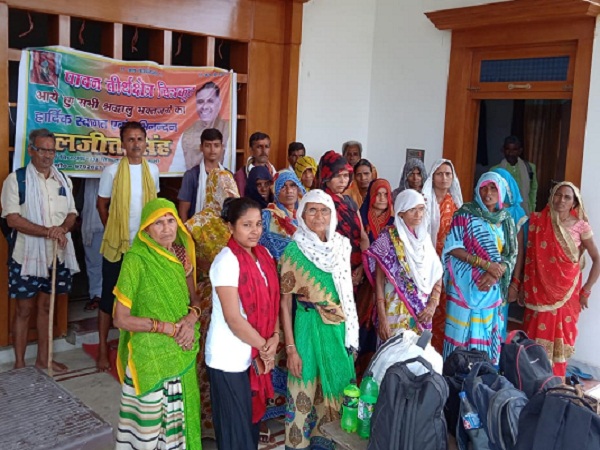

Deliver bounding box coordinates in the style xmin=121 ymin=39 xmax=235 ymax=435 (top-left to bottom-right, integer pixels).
xmin=422 ymin=159 xmax=463 ymax=353
xmin=523 ymin=182 xmax=599 ymax=377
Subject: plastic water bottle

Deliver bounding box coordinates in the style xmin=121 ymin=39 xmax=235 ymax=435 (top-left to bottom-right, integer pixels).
xmin=341 ymin=379 xmax=360 ymax=433
xmin=357 ymin=375 xmax=379 ymax=439
xmin=460 ymin=391 xmax=490 ymax=448
xmin=459 ymin=391 xmax=482 ymax=430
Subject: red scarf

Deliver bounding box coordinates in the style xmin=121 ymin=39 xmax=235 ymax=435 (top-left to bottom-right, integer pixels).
xmin=227 ymin=237 xmax=280 ymax=423
xmin=525 ymin=207 xmax=582 ymax=309
xmin=366 ymin=179 xmax=393 ymax=241
xmin=326 ymin=188 xmax=362 ymax=268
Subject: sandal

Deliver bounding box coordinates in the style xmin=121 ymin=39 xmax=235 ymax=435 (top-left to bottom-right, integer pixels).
xmin=84 ymin=297 xmax=100 ymax=311
xmin=259 ymin=426 xmax=275 ymax=444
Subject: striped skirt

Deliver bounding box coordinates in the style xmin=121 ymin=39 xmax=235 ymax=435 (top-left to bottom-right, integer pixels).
xmin=115 ymin=367 xmax=188 ymax=450
xmin=443 ymin=297 xmax=504 ymax=366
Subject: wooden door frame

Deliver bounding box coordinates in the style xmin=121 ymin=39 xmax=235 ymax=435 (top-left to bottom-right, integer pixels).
xmin=426 ymin=0 xmax=600 ymax=199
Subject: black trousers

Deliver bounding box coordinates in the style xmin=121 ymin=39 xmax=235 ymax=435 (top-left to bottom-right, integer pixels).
xmin=99 ymin=257 xmax=122 ymax=314
xmin=208 ymin=366 xmax=260 ymax=450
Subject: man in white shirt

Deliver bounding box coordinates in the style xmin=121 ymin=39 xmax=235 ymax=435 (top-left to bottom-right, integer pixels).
xmin=1 ymin=128 xmax=79 ymax=372
xmin=96 ymin=121 xmax=160 ymax=371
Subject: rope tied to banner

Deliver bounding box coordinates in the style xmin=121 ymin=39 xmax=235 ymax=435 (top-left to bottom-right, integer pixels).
xmin=131 ymin=27 xmax=139 ymax=53
xmin=174 ymin=33 xmax=183 ymax=58
xmin=78 ymin=20 xmax=86 ymax=46
xmin=18 ymin=12 xmax=34 ymax=39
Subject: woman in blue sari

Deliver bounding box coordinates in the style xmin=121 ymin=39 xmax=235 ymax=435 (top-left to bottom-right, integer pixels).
xmin=259 ymin=170 xmax=306 ymax=260
xmin=442 ymin=172 xmax=517 ymax=364
xmin=491 ymin=167 xmax=528 ymax=337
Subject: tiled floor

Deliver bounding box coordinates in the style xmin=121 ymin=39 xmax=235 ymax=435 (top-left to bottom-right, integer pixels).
xmin=0 ymin=345 xmax=285 ymax=449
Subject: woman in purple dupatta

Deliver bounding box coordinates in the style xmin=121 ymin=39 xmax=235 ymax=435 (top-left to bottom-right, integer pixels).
xmin=364 ymin=189 xmax=444 ymax=343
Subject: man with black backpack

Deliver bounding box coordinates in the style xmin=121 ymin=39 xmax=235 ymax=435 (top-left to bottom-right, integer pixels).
xmin=0 ymin=128 xmax=79 ymax=372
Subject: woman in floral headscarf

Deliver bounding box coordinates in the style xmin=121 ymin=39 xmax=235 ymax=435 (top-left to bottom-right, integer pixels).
xmin=318 ymin=150 xmax=369 ymax=286
xmin=523 ymin=182 xmax=599 ymax=377
xmin=185 ymin=169 xmax=239 ymax=439
xmin=442 ymin=172 xmax=517 ymax=365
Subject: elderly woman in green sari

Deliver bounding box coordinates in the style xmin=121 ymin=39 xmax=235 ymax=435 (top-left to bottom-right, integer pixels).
xmin=280 ymin=189 xmax=359 ymax=450
xmin=113 ymin=198 xmax=201 ymax=449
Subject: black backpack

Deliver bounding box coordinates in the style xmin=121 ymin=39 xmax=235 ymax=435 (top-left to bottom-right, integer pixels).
xmin=443 ymin=347 xmax=491 ymax=436
xmin=0 ymin=167 xmax=27 ymax=258
xmin=499 ymin=330 xmax=561 ymax=398
xmin=516 ymin=385 xmax=600 ymax=450
xmin=368 ymin=356 xmax=448 ymax=450
xmin=458 ymin=362 xmax=528 ymax=450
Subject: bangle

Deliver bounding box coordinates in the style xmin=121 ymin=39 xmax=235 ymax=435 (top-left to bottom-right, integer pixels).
xmin=483 ymin=260 xmax=491 ymax=270
xmin=511 ymin=277 xmax=521 ymax=287
xmin=286 ymin=344 xmax=296 ymax=348
xmin=509 ymin=283 xmax=519 ymax=291
xmin=272 ymin=331 xmax=280 ymax=337
xmin=188 ymin=306 xmax=201 ymax=318
xmin=581 ymin=288 xmax=591 ymax=297
xmin=150 ymin=318 xmax=157 ymax=333
xmin=170 ymin=323 xmax=177 ymax=337
xmin=376 ymin=298 xmax=385 ymax=304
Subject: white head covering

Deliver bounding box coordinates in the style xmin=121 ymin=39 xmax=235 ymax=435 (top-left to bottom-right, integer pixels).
xmin=394 ymin=189 xmax=443 ymax=295
xmin=294 ymin=189 xmax=359 ymax=351
xmin=422 ymin=159 xmax=463 ymax=248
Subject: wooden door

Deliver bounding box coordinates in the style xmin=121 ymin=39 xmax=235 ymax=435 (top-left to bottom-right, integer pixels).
xmin=426 ymin=0 xmax=598 ymax=200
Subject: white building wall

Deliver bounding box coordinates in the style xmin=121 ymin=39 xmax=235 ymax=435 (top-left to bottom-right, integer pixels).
xmin=574 ymin=16 xmax=600 ymax=370
xmin=296 ymin=0 xmax=377 ymax=158
xmin=298 ymin=0 xmax=600 ymax=370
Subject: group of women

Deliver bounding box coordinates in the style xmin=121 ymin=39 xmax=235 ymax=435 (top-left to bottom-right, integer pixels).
xmin=110 ymin=148 xmax=598 ymax=450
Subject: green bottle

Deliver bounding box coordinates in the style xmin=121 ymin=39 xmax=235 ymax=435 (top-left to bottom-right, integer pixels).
xmin=340 ymin=378 xmax=360 ymax=433
xmin=357 ymin=374 xmax=379 ymax=439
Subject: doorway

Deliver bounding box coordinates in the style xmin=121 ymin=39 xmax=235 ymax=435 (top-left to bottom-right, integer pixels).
xmin=427 ymin=2 xmax=598 ymax=200
xmin=475 ymin=99 xmax=571 ymax=212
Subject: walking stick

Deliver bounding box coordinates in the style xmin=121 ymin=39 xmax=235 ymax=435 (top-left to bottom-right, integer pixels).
xmin=48 ymin=240 xmax=58 ymax=377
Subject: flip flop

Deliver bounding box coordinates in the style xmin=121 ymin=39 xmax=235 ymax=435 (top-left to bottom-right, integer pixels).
xmin=84 ymin=297 xmax=100 ymax=311
xmin=567 ymin=365 xmax=593 ymax=380
xmin=259 ymin=427 xmax=275 ymax=444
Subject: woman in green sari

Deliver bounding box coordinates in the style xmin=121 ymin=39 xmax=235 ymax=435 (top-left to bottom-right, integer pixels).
xmin=280 ymin=189 xmax=359 ymax=450
xmin=113 ymin=198 xmax=201 ymax=450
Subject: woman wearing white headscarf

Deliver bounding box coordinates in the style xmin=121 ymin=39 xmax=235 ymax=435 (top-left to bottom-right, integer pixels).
xmin=364 ymin=189 xmax=444 ymax=343
xmin=422 ymin=159 xmax=463 ymax=255
xmin=279 ymin=189 xmax=358 ymax=450
xmin=422 ymin=159 xmax=463 ymax=352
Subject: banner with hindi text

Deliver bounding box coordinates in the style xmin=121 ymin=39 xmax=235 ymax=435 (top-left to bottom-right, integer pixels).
xmin=14 ymin=46 xmax=237 ymax=177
